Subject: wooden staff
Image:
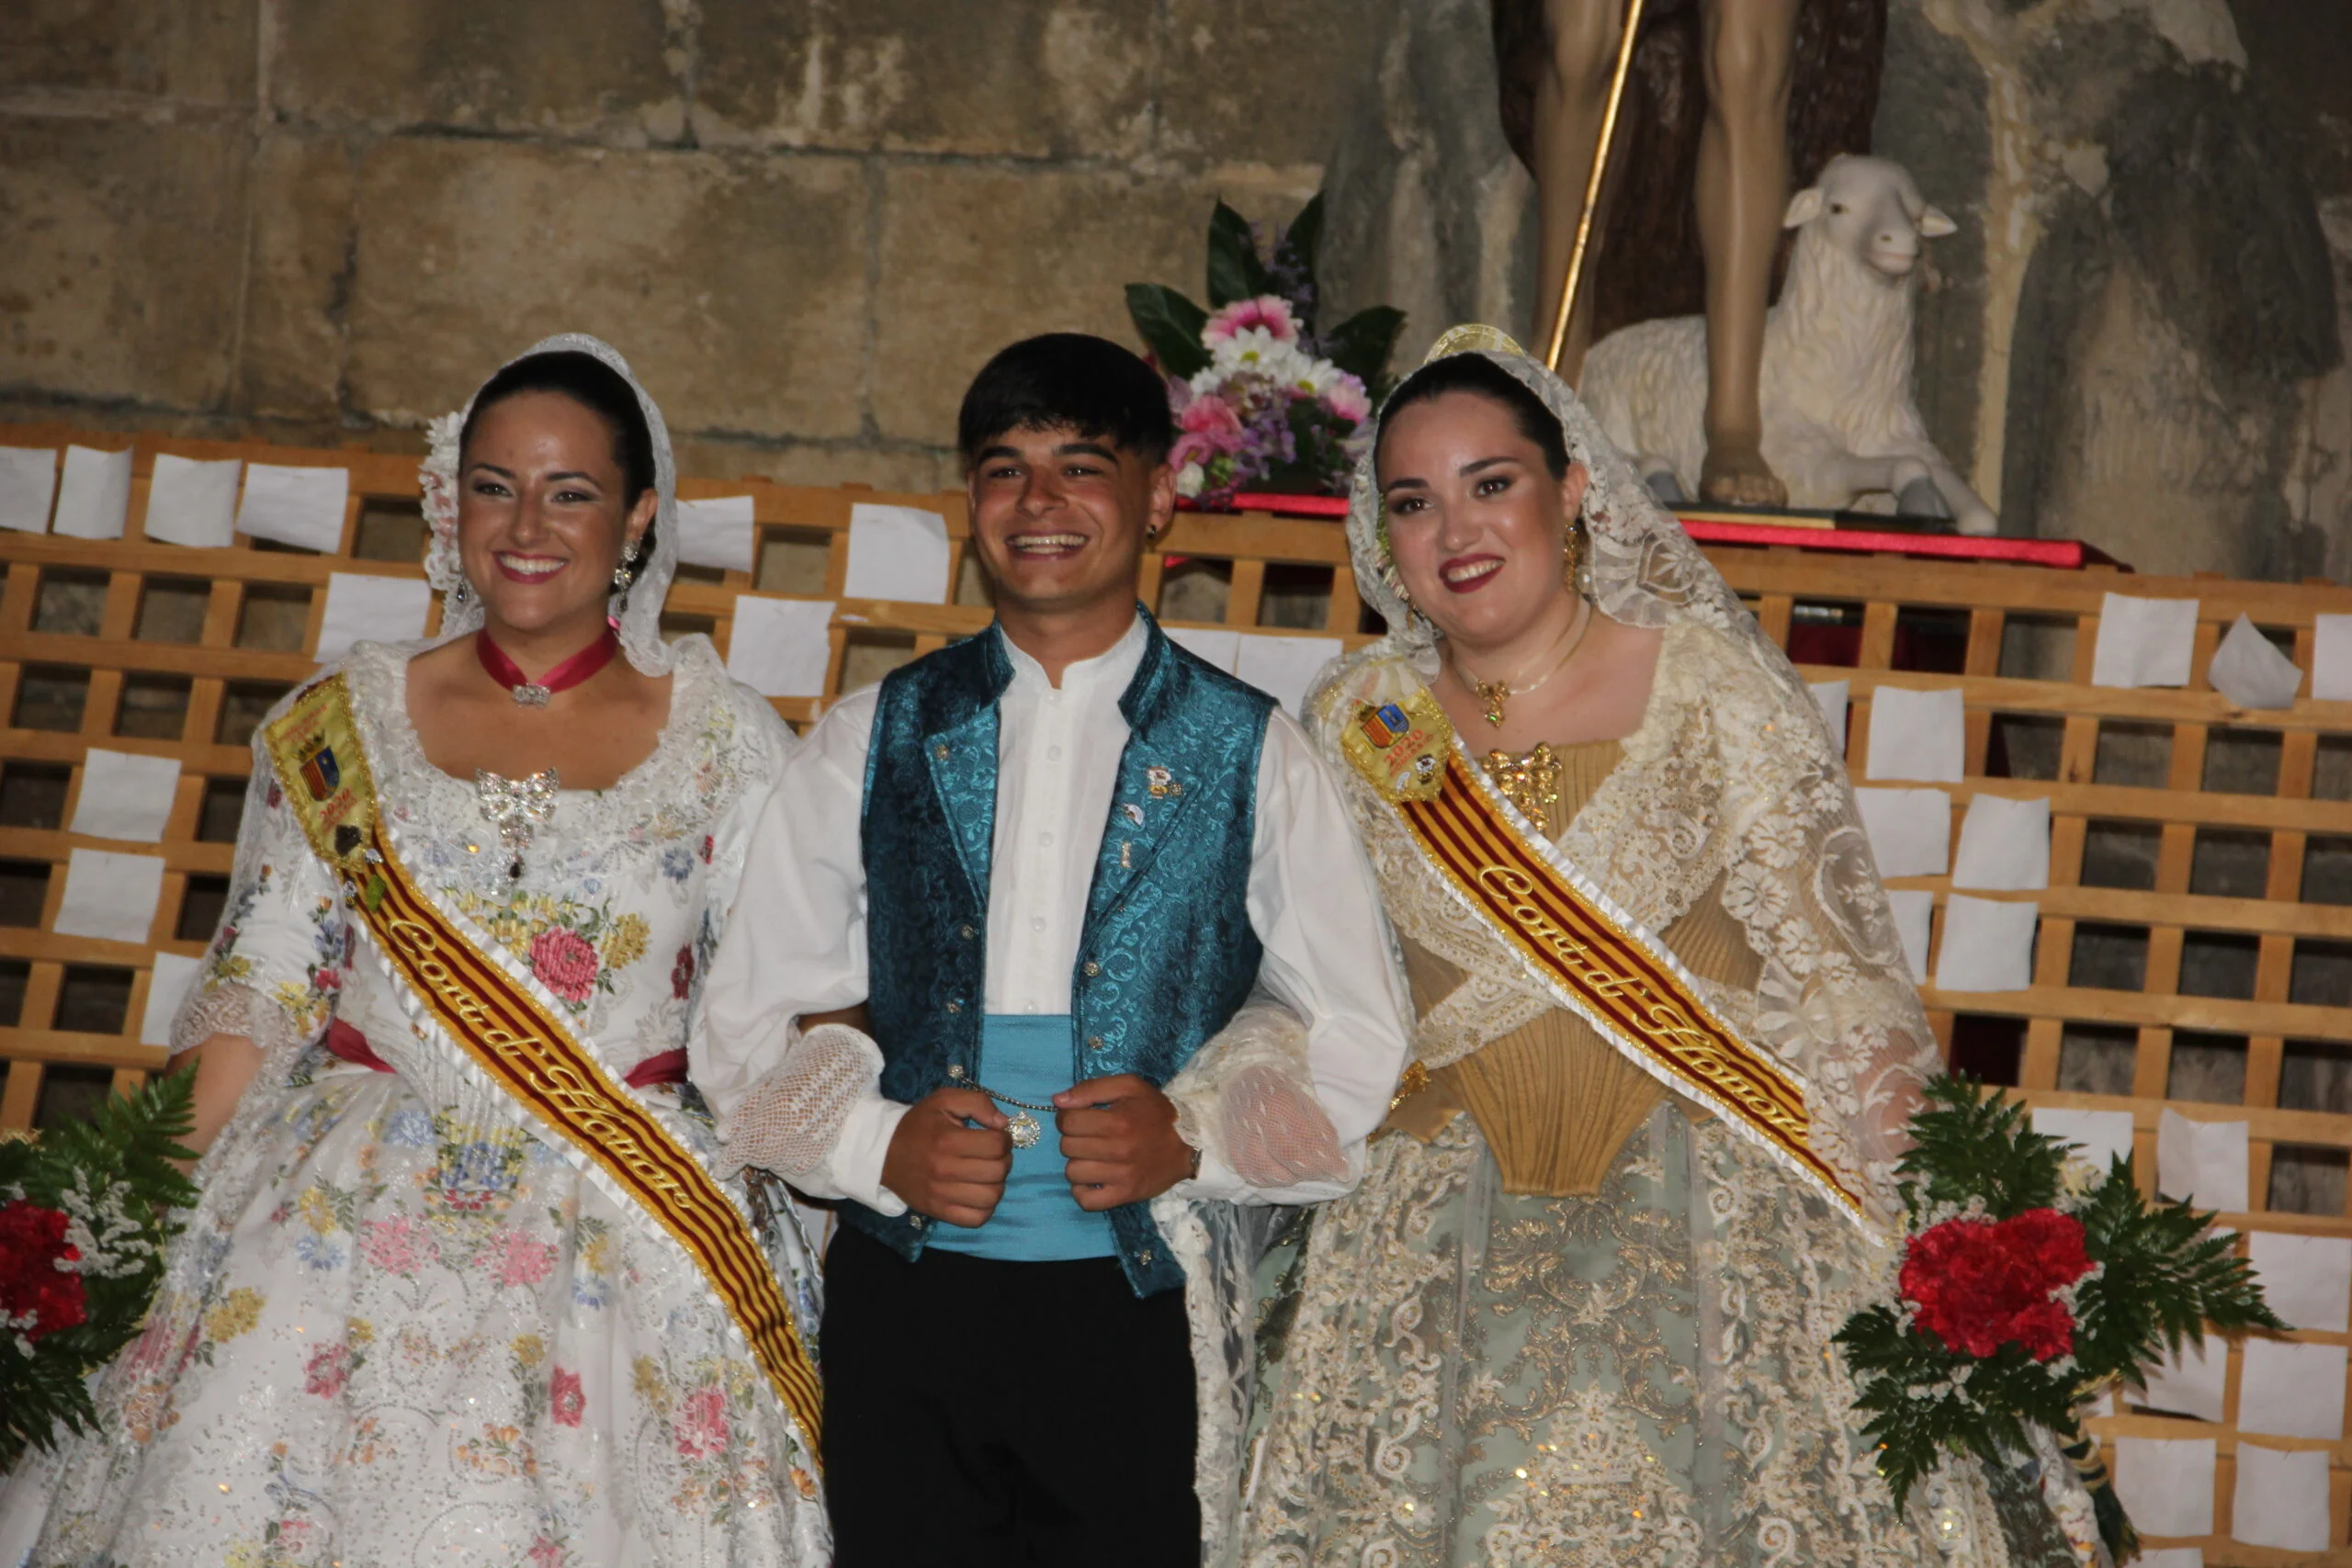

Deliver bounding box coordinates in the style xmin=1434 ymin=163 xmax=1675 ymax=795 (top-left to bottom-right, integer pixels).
xmin=1544 ymin=0 xmax=1650 ymax=374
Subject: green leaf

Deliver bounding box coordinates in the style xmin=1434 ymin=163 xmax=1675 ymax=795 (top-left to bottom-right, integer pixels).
xmin=1273 ymin=193 xmax=1324 ymax=292
xmin=1 ymin=1066 xmax=200 ymax=1472
xmin=1124 ymin=285 xmax=1212 ymax=379
xmin=1205 ymin=201 xmax=1270 ymax=309
xmin=1322 ymin=306 xmax=1407 ymax=395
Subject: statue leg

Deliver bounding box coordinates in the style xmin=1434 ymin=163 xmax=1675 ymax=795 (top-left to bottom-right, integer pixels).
xmin=1694 ymin=0 xmax=1798 ymax=507
xmin=1533 ymin=0 xmax=1624 ymax=381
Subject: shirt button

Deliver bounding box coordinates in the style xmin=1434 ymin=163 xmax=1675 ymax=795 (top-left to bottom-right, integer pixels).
xmin=944 ymin=999 xmax=962 ymax=1014
xmin=1138 ymin=1248 xmax=1155 ymax=1265
xmin=1030 ymin=916 xmax=1046 ymax=933
xmin=1047 ymin=746 xmax=1062 ymax=761
xmin=1039 ymin=831 xmax=1054 ymax=847
xmin=958 ymin=923 xmax=976 ymax=941
xmin=1083 ymin=960 xmax=1101 ymax=977
xmin=1086 ymin=1035 xmax=1104 ymax=1052
xmin=933 ymin=744 xmax=950 ymax=761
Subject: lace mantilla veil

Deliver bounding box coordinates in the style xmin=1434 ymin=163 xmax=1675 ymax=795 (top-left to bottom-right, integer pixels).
xmin=418 ymin=333 xmax=684 ymax=676
xmin=1309 ymin=324 xmax=1940 ymax=1234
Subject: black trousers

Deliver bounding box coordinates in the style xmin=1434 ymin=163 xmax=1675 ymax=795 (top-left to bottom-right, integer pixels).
xmin=821 ymin=1225 xmax=1200 ymax=1567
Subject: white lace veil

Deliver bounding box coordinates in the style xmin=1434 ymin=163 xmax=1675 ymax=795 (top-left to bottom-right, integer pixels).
xmin=1345 ymin=322 xmax=1752 ymax=660
xmin=418 ymin=333 xmax=683 ymax=676
xmin=1329 ymin=324 xmax=1940 ymax=1228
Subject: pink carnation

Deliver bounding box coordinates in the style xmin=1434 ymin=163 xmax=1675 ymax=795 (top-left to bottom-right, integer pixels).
xmin=1204 ymin=295 xmax=1299 ymax=344
xmin=530 ymin=928 xmax=599 ymax=1003
xmin=1321 ymin=374 xmax=1371 ymax=426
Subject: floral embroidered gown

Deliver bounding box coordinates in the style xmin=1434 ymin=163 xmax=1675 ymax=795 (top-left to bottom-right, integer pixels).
xmin=27 ymin=636 xmax=826 ymax=1568
xmin=1238 ymin=626 xmax=2086 ymax=1568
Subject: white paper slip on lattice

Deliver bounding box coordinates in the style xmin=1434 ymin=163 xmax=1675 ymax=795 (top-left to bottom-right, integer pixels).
xmin=68 ymin=749 xmax=182 ymax=844
xmin=727 ymin=597 xmax=835 ymax=698
xmin=843 ymin=503 xmax=952 ymax=604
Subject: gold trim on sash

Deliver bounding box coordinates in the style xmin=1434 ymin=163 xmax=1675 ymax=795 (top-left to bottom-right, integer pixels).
xmin=1347 ymin=694 xmax=1867 ymax=1223
xmin=264 ymin=676 xmax=824 ymax=1456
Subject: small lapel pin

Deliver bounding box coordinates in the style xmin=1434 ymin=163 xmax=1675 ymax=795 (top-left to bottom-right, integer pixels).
xmin=1121 ymin=803 xmax=1145 ymax=827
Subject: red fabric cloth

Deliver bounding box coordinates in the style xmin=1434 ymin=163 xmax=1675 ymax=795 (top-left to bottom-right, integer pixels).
xmin=322 ymin=1019 xmax=686 ymax=1089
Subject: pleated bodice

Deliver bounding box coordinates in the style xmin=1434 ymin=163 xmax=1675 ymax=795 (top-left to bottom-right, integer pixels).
xmin=1383 ymin=739 xmax=1763 ymax=1195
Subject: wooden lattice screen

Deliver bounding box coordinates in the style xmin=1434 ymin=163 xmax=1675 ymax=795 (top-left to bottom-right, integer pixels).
xmin=2 ymin=425 xmax=2349 ymax=1561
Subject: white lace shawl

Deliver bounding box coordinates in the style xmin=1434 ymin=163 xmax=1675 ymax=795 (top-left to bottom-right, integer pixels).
xmin=417 ymin=332 xmax=684 ymax=676
xmin=1312 ymin=326 xmax=1941 ymax=1234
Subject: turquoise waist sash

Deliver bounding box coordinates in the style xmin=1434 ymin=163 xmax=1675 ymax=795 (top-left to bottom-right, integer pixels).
xmin=922 ymin=1014 xmax=1117 ymax=1262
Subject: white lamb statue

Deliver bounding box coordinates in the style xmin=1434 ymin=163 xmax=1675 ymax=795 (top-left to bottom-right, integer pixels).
xmin=1579 ymin=153 xmax=1997 ymax=535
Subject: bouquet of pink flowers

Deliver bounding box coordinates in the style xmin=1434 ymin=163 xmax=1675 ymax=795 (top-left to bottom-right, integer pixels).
xmin=1126 ymin=197 xmax=1403 ymax=506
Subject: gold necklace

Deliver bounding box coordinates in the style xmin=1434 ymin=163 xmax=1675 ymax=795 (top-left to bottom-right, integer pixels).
xmin=1455 ymin=601 xmax=1593 ymax=727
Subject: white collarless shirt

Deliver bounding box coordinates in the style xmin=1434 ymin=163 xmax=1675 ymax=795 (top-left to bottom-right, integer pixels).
xmin=696 ymin=615 xmax=1412 ymax=1210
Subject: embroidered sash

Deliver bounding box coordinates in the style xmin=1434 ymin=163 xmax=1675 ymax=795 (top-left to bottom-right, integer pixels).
xmin=263 ymin=675 xmax=824 ymax=1454
xmin=1344 ymin=691 xmax=1870 ymax=1224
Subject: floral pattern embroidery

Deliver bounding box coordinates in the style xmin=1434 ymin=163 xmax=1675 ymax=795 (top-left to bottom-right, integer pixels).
xmin=31 ymin=638 xmax=827 ymax=1568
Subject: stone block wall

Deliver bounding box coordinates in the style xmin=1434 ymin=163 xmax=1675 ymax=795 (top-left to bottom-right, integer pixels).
xmin=0 ymin=0 xmax=1378 ymax=490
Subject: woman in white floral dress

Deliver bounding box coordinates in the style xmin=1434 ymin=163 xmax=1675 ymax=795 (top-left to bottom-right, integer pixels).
xmin=22 ymin=337 xmax=829 ymax=1567
xmin=1237 ymin=331 xmax=2095 ymax=1568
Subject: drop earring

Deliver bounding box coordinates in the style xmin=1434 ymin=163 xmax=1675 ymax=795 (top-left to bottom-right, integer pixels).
xmin=611 ymin=544 xmax=639 ymax=614
xmin=451 ymin=578 xmax=470 ymax=607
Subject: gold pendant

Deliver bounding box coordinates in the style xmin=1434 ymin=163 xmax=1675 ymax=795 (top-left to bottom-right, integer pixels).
xmin=1482 ymin=743 xmax=1563 ymax=821
xmin=1474 ymin=679 xmax=1510 ymax=727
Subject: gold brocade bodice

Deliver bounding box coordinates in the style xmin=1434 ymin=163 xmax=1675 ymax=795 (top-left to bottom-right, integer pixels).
xmin=1382 ymin=739 xmax=1764 ymax=1195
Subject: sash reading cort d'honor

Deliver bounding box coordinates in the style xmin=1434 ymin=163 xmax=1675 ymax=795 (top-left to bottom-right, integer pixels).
xmin=1342 ymin=685 xmax=1871 ymax=1227
xmin=263 ymin=676 xmax=824 ymax=1454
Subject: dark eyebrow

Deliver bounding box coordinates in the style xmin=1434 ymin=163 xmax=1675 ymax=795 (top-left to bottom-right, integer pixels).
xmin=1380 ymin=475 xmax=1429 ymax=493
xmin=976 ymin=445 xmax=1022 ymax=463
xmin=1054 ymin=441 xmax=1117 ymax=461
xmin=1459 ymin=456 xmax=1521 ymax=477
xmin=462 ymin=463 xmax=602 ymax=486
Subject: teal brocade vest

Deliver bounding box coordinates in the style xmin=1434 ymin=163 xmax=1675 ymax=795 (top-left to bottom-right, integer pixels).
xmin=844 ymin=611 xmax=1274 ymax=1295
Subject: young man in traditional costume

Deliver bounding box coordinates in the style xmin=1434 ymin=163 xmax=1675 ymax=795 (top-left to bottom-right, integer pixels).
xmin=697 ymin=333 xmax=1411 ymax=1566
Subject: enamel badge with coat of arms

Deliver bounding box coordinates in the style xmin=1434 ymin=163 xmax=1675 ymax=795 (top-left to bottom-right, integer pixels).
xmin=1340 ymin=688 xmax=1453 ymax=803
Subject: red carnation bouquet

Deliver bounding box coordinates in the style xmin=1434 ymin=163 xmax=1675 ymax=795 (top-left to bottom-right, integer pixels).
xmin=1901 ymin=1207 xmax=2093 ymax=1362
xmin=1838 ymin=1077 xmax=2282 ymax=1562
xmin=1 ymin=1068 xmax=198 ymax=1472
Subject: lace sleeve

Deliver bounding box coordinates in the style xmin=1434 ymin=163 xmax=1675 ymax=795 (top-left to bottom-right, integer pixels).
xmin=1164 ymin=989 xmax=1348 ymax=1197
xmin=168 ymin=739 xmax=348 ymax=1066
xmin=717 ymin=1021 xmax=883 ymax=1182
xmin=1707 ymin=647 xmax=1939 ymax=1226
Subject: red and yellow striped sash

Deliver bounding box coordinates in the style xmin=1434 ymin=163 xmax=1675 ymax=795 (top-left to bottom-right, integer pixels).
xmin=264 ymin=675 xmax=823 ymax=1457
xmin=1396 ymin=747 xmax=1867 ymax=1222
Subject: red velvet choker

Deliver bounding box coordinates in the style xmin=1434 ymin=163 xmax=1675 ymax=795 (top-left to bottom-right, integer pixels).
xmin=475 ymin=626 xmax=619 ymax=707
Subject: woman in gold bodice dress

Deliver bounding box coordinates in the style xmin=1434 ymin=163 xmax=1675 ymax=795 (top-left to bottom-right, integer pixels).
xmin=1237 ymin=330 xmax=2094 ymax=1567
